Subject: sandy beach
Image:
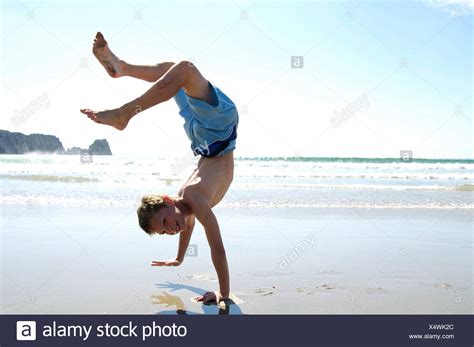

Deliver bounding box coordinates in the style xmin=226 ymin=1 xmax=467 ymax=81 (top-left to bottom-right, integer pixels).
xmin=2 ymin=203 xmax=471 ymax=315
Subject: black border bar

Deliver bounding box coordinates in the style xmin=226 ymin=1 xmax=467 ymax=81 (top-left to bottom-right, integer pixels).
xmin=1 ymin=314 xmax=472 ymax=346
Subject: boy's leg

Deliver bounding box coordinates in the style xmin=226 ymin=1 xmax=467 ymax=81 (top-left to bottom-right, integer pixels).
xmin=122 ymin=62 xmax=175 ymax=82
xmin=92 ymin=32 xmax=174 ymax=82
xmin=80 ymin=61 xmax=215 ymax=130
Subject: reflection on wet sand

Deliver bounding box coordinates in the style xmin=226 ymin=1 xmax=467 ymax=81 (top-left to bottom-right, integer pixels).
xmin=152 ymin=282 xmax=243 ymax=315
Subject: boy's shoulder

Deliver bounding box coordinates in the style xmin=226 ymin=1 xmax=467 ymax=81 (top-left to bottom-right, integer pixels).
xmin=181 ymin=183 xmax=209 ymax=211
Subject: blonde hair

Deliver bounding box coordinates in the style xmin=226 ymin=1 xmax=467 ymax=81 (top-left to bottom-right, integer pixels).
xmin=137 ymin=194 xmax=171 ymax=234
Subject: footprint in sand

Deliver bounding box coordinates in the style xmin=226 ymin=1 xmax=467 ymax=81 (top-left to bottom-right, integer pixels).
xmin=435 ymin=282 xmax=452 ymax=290
xmin=360 ymin=286 xmax=386 ymax=295
xmin=296 ymin=284 xmax=336 ymax=294
xmin=296 ymin=286 xmax=315 ymax=295
xmin=254 ymin=286 xmax=276 ymax=296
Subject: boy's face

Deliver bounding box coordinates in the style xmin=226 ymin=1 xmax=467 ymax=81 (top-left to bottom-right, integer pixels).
xmin=149 ymin=205 xmax=186 ymax=235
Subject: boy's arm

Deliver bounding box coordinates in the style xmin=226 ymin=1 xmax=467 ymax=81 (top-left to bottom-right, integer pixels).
xmin=176 ymin=217 xmax=195 ymax=263
xmin=151 ymin=217 xmax=195 ymax=267
xmin=195 ymin=206 xmax=230 ymax=299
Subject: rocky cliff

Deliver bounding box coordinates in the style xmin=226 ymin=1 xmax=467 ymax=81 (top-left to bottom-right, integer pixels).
xmin=0 ymin=130 xmax=64 ymax=154
xmin=0 ymin=130 xmax=112 ymax=155
xmin=88 ymin=139 xmax=112 ymax=155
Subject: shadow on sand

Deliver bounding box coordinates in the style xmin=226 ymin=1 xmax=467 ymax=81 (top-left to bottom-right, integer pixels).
xmin=152 ymin=281 xmax=243 ymax=315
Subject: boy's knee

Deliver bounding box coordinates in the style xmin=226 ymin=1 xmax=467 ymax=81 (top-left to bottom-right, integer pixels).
xmin=176 ymin=60 xmax=198 ymax=74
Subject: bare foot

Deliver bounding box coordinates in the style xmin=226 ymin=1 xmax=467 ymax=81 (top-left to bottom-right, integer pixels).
xmin=92 ymin=32 xmax=125 ymax=78
xmin=80 ymin=108 xmax=129 ymax=130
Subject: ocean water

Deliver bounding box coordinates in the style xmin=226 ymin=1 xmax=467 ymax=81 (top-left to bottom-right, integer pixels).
xmin=0 ymin=154 xmax=473 ymax=209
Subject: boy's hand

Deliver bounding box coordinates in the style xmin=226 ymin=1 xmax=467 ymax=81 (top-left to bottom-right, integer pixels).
xmin=151 ymin=259 xmax=182 ymax=267
xmin=193 ymin=291 xmax=226 ymax=304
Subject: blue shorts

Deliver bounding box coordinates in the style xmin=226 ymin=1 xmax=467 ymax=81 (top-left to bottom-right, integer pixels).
xmin=174 ymin=82 xmax=239 ymax=157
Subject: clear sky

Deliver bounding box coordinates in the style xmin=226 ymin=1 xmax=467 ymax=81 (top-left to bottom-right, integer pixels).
xmin=1 ymin=0 xmax=472 ymax=158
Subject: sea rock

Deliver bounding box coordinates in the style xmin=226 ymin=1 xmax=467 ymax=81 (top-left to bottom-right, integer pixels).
xmin=88 ymin=139 xmax=112 ymax=155
xmin=0 ymin=130 xmax=64 ymax=154
xmin=64 ymin=147 xmax=82 ymax=155
xmin=0 ymin=130 xmax=112 ymax=155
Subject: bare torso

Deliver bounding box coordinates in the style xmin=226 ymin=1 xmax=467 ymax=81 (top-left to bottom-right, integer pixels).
xmin=179 ymin=151 xmax=234 ymax=210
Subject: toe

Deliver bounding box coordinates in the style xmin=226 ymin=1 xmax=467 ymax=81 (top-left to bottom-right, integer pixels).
xmin=93 ymin=32 xmax=106 ymax=49
xmin=81 ymin=109 xmax=96 ymax=117
xmin=96 ymin=32 xmax=106 ymax=43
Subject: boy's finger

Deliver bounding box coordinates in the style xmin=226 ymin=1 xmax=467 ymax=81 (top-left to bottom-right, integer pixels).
xmin=203 ymin=294 xmax=211 ymax=303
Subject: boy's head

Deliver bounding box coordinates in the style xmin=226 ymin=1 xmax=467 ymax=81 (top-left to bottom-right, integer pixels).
xmin=137 ymin=194 xmax=185 ymax=236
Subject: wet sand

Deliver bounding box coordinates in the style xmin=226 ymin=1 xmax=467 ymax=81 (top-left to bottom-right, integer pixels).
xmin=1 ymin=204 xmax=472 ymax=314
